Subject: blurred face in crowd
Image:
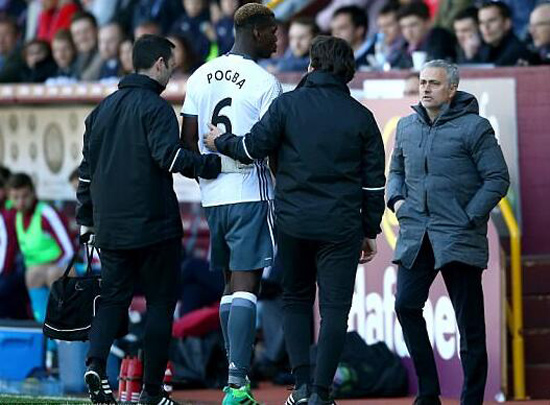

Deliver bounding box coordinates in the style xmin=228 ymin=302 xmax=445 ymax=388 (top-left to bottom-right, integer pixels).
xmin=479 ymin=6 xmax=511 ymax=47
xmin=403 ymin=74 xmax=419 ymax=97
xmin=0 ymin=22 xmax=18 ymax=56
xmin=71 ymin=18 xmax=97 ymax=53
xmin=10 ymin=186 xmax=35 ymax=214
xmin=377 ymin=12 xmax=400 ymax=45
xmin=289 ymin=22 xmax=315 ymax=58
xmin=419 ymin=67 xmax=457 ymax=113
xmin=183 ymin=0 xmax=204 ymax=19
xmin=221 ymin=0 xmax=238 ymax=17
xmin=99 ymin=24 xmax=123 ymax=61
xmin=454 ymin=17 xmax=479 ymax=50
xmin=25 ymin=42 xmax=49 ymax=68
xmin=331 ymin=13 xmax=365 ymax=50
xmin=167 ymin=36 xmax=188 ymax=70
xmin=529 ymin=5 xmax=550 ymax=48
xmin=52 ymin=38 xmax=75 ymax=68
xmin=399 ymin=15 xmax=429 ymax=47
xmin=119 ymin=39 xmax=133 ymax=73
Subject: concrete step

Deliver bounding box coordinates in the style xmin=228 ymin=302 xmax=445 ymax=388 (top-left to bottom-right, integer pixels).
xmin=525 ymin=364 xmax=550 ymax=399
xmin=520 ymin=259 xmax=550 ymax=295
xmin=523 ymin=328 xmax=550 ymax=365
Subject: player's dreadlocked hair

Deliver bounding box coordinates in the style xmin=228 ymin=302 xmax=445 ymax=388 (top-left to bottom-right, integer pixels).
xmin=234 ymin=3 xmax=274 ymax=31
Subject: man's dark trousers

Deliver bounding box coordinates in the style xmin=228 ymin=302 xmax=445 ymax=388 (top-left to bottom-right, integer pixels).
xmin=395 ymin=236 xmax=487 ymax=405
xmin=278 ymin=230 xmax=362 ymax=393
xmin=88 ymin=238 xmax=181 ymax=386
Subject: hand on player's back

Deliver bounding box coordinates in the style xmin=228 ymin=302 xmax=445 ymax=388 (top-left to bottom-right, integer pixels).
xmin=204 ymin=123 xmax=222 ymax=152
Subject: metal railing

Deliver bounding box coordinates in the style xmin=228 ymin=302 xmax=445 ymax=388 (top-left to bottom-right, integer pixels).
xmin=498 ymin=198 xmax=526 ymax=400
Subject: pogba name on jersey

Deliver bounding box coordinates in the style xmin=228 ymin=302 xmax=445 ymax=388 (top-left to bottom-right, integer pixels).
xmin=206 ymin=69 xmax=246 ymax=89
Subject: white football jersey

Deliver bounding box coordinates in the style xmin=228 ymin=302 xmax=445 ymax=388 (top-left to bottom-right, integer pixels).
xmin=181 ymin=53 xmax=282 ymax=207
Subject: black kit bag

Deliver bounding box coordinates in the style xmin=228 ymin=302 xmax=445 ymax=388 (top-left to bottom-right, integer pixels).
xmin=43 ymin=244 xmax=101 ymax=341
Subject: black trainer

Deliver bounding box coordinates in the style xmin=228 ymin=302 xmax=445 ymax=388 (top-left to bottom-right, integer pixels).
xmin=308 ymin=392 xmax=336 ymax=405
xmin=138 ymin=388 xmax=181 ymax=405
xmin=84 ymin=364 xmax=117 ymax=405
xmin=285 ymin=384 xmax=310 ymax=405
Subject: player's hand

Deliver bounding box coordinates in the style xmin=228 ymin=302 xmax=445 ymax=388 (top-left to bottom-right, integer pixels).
xmin=80 ymin=225 xmax=95 ymax=245
xmin=204 ymin=123 xmax=222 ymax=152
xmin=359 ymin=238 xmax=377 ymax=264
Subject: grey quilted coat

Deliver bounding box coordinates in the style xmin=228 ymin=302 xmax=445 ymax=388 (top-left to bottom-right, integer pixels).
xmin=387 ymin=91 xmax=509 ymax=270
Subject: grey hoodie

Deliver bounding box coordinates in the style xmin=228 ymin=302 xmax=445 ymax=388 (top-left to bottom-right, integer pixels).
xmin=387 ymin=91 xmax=509 ymax=270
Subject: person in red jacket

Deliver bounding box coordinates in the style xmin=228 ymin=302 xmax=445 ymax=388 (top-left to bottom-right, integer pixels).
xmin=37 ymin=0 xmax=80 ymax=43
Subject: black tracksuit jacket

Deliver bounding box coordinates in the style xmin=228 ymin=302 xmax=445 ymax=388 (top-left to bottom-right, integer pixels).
xmin=215 ymin=71 xmax=386 ymax=241
xmin=76 ymin=74 xmax=220 ymax=249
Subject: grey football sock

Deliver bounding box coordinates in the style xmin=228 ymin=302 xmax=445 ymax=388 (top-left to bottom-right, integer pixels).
xmin=219 ymin=294 xmax=233 ymax=360
xmin=227 ymin=291 xmax=257 ymax=387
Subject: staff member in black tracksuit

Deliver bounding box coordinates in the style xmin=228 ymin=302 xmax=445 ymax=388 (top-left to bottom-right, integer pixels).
xmin=204 ymin=36 xmax=386 ymax=405
xmin=76 ymin=35 xmax=220 ymax=405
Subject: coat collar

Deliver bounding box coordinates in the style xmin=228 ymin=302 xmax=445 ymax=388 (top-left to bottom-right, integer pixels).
xmin=296 ymin=70 xmax=350 ymax=94
xmin=118 ymin=73 xmax=165 ymax=94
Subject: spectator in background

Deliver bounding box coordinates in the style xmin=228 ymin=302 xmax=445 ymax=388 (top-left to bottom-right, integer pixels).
xmin=132 ymin=0 xmax=184 ymax=35
xmin=453 ymin=6 xmax=482 ymax=64
xmin=98 ymin=22 xmax=124 ymax=80
xmin=119 ymin=38 xmax=134 ymax=75
xmin=167 ymin=34 xmax=199 ymax=77
xmin=21 ymin=39 xmax=57 ymax=82
xmin=502 ymin=0 xmax=537 ymax=40
xmin=0 ymin=16 xmax=24 ymax=83
xmin=330 ymin=5 xmax=371 ymax=68
xmin=529 ymin=3 xmax=550 ymax=64
xmin=81 ymin=0 xmax=118 ymax=27
xmin=0 ymin=170 xmax=30 ymax=320
xmin=46 ymin=29 xmax=78 ymax=84
xmin=394 ymin=2 xmax=457 ymax=69
xmin=70 ymin=11 xmax=102 ymax=80
xmin=215 ymin=0 xmax=238 ymax=55
xmin=37 ymin=0 xmax=80 ymax=43
xmin=134 ymin=20 xmax=161 ymax=39
xmin=0 ymin=0 xmax=27 ymax=33
xmin=403 ymin=71 xmax=419 ymax=96
xmin=8 ymin=173 xmax=74 ymax=325
xmin=274 ymin=16 xmax=319 ymax=72
xmin=477 ymin=0 xmax=537 ymax=66
xmin=170 ymin=0 xmax=214 ymax=63
xmin=317 ymin=0 xmax=387 ymax=39
xmin=370 ymin=2 xmax=406 ymax=69
xmin=433 ymin=0 xmax=474 ymax=31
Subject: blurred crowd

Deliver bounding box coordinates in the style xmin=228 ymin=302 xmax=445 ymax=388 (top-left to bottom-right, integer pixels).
xmin=0 ymin=0 xmax=549 ymax=84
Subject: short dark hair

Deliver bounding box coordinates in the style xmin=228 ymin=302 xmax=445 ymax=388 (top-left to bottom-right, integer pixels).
xmin=0 ymin=16 xmax=18 ymax=35
xmin=378 ymin=2 xmax=400 ymax=17
xmin=290 ymin=16 xmax=320 ymax=36
xmin=453 ymin=6 xmax=479 ymax=24
xmin=333 ymin=5 xmax=369 ymax=31
xmin=479 ymin=1 xmax=511 ymax=20
xmin=234 ymin=3 xmax=275 ymax=32
xmin=132 ymin=34 xmax=175 ymax=71
xmin=71 ymin=11 xmax=98 ymax=28
xmin=397 ymin=2 xmax=431 ymax=21
xmin=8 ymin=173 xmax=34 ymax=191
xmin=310 ymin=35 xmax=355 ymax=83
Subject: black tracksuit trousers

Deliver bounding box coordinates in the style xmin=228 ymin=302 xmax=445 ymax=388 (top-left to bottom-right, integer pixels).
xmin=394 ymin=236 xmax=488 ymax=405
xmin=87 ymin=238 xmax=181 ymax=387
xmin=278 ymin=230 xmax=362 ymax=394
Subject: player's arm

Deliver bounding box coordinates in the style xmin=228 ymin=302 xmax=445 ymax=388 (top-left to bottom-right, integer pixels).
xmin=181 ymin=114 xmax=199 ymax=153
xmin=211 ymin=97 xmax=284 ymax=164
xmin=42 ymin=206 xmax=75 ymax=265
xmin=149 ymin=103 xmax=220 ymax=179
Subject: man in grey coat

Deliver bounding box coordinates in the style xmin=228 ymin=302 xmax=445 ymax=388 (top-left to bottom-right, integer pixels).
xmin=387 ymin=60 xmax=509 ymax=405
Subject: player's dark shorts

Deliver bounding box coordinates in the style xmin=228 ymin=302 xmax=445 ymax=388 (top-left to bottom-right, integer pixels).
xmin=205 ymin=201 xmax=275 ymax=271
